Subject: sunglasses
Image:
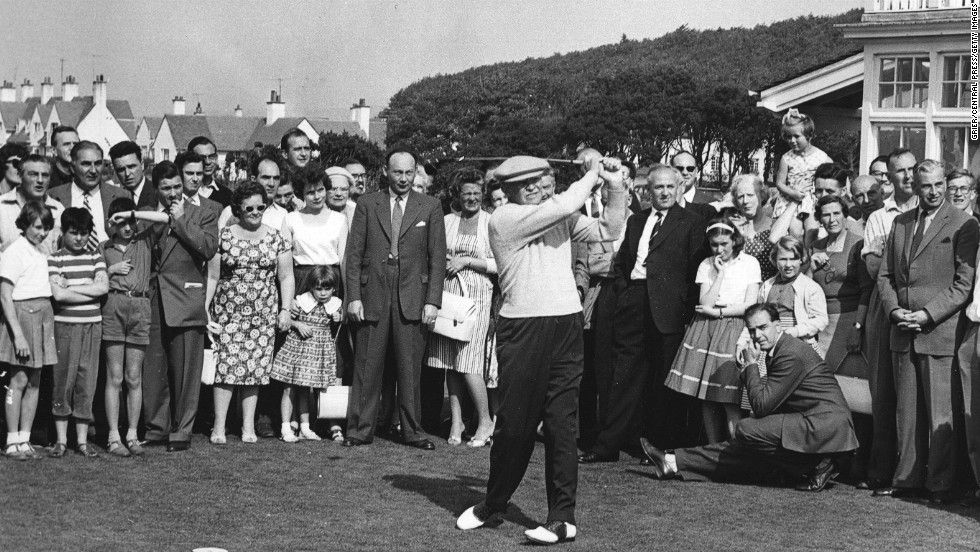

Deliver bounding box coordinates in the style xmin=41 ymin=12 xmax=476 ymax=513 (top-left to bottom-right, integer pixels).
xmin=242 ymin=204 xmax=267 ymax=213
xmin=673 ymin=165 xmax=696 ymax=172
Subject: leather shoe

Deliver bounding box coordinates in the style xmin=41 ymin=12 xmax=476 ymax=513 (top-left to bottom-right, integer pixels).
xmin=929 ymin=490 xmax=958 ymax=505
xmin=407 ymin=439 xmax=435 ymax=451
xmin=795 ymin=458 xmax=838 ymax=492
xmin=578 ymin=451 xmax=617 ymax=464
xmin=456 ymin=503 xmax=497 ymax=530
xmin=166 ymin=440 xmax=191 ymax=452
xmin=525 ymin=521 xmax=577 ymax=544
xmin=873 ymin=487 xmax=918 ymax=498
xmin=855 ymin=478 xmax=888 ymax=490
xmin=639 ymin=437 xmax=675 ymax=479
xmin=341 ymin=437 xmax=368 ymax=447
xmin=255 ymin=416 xmax=275 ymax=439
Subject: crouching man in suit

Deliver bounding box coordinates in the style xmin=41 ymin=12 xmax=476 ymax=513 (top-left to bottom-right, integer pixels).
xmin=640 ymin=303 xmax=859 ymax=491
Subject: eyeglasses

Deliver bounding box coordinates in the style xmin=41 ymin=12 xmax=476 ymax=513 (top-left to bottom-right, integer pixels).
xmin=673 ymin=165 xmax=696 ymax=173
xmin=242 ymin=204 xmax=267 ymax=213
xmin=350 ymin=173 xmax=366 ymax=180
xmin=948 ymin=185 xmax=974 ymax=195
xmin=4 ymin=158 xmax=21 ymax=167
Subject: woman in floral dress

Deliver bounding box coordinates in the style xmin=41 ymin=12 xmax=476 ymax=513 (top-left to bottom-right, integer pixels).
xmin=206 ymin=182 xmax=294 ymax=444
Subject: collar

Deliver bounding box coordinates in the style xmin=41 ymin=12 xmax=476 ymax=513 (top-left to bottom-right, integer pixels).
xmin=884 ymin=194 xmax=918 ymax=213
xmin=184 ymin=193 xmax=200 ymax=206
xmin=683 ymin=186 xmax=696 ymax=204
xmin=917 ymin=200 xmax=944 ymax=219
xmin=131 ymin=178 xmax=146 ymax=199
xmin=71 ymin=181 xmax=97 ymax=197
xmin=766 ymin=332 xmax=784 ymax=359
xmin=390 ymin=189 xmax=410 ymax=203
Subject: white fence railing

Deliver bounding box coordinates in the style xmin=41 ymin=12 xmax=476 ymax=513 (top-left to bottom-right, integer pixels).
xmin=871 ymin=0 xmax=968 ymax=11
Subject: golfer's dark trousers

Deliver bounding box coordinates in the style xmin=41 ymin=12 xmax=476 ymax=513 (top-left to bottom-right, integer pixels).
xmin=676 ymin=414 xmax=823 ymax=482
xmin=866 ymin=288 xmax=897 ymax=483
xmin=486 ymin=313 xmax=583 ymax=524
xmin=591 ymin=281 xmax=685 ymax=458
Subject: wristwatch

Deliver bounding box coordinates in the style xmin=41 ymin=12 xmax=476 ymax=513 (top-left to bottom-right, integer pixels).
xmin=853 ymin=322 xmax=863 ymax=330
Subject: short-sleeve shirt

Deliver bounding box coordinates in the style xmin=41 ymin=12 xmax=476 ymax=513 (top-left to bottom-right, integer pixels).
xmin=695 ymin=252 xmax=762 ymax=306
xmin=99 ymin=231 xmax=153 ymax=294
xmin=0 ymin=236 xmax=52 ymax=300
xmin=48 ymin=247 xmax=107 ymax=324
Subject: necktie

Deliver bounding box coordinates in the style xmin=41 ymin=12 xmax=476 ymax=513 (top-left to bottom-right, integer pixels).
xmin=390 ymin=196 xmax=403 ymax=258
xmin=591 ymin=195 xmax=601 ymax=218
xmin=82 ymin=192 xmax=100 ymax=251
xmin=909 ymin=209 xmax=928 ymax=258
xmin=650 ymin=211 xmax=664 ymax=242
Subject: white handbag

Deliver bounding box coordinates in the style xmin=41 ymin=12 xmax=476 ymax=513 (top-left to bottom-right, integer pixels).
xmin=318 ymin=386 xmax=350 ymax=419
xmin=432 ymin=274 xmax=478 ymax=341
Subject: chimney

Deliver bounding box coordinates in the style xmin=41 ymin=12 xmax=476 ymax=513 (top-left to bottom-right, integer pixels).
xmin=266 ymin=90 xmax=284 ymax=125
xmin=0 ymin=81 xmax=15 ymax=103
xmin=193 ymin=102 xmax=203 ymax=115
xmin=20 ymin=79 xmax=34 ymax=102
xmin=234 ymin=104 xmax=243 ymax=118
xmin=172 ymin=95 xmax=186 ymax=115
xmin=62 ymin=75 xmax=78 ymax=102
xmin=350 ymin=98 xmax=370 ymax=137
xmin=40 ymin=77 xmax=54 ymax=104
xmin=93 ymin=74 xmax=107 ymax=107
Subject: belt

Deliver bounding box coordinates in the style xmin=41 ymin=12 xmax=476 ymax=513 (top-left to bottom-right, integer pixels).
xmin=386 ymin=257 xmax=399 ymax=265
xmin=110 ymin=289 xmax=150 ymax=298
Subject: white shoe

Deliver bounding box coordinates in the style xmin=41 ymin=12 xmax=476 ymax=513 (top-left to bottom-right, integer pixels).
xmin=456 ymin=504 xmax=495 ymax=530
xmin=280 ymin=430 xmax=299 ymax=443
xmin=298 ymin=428 xmax=321 ymax=441
xmin=525 ymin=522 xmax=577 ymax=545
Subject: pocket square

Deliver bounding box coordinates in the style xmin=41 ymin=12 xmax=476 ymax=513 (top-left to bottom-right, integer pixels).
xmin=941 ymin=237 xmax=951 ymax=243
xmin=184 ymin=282 xmax=203 ymax=289
xmin=415 ymin=221 xmax=426 ymax=227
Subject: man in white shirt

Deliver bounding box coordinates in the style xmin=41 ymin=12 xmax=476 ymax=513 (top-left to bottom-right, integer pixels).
xmin=48 ymin=141 xmax=128 ymax=249
xmin=109 ymin=140 xmax=156 ymax=209
xmin=671 ymin=151 xmax=716 ymax=220
xmin=0 ymin=154 xmax=64 ymax=253
xmin=281 ymin=128 xmax=312 ymax=172
xmin=217 ymin=155 xmax=287 ymax=230
xmin=342 ymin=158 xmax=368 ymax=200
xmin=945 ymin=169 xmax=978 ymax=220
xmin=850 ymin=175 xmax=883 ymax=225
xmin=188 ymin=136 xmax=233 ymax=207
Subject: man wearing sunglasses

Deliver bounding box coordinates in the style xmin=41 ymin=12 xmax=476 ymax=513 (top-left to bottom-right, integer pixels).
xmin=0 ymin=143 xmax=27 ymax=196
xmin=671 ymin=151 xmax=716 ymax=220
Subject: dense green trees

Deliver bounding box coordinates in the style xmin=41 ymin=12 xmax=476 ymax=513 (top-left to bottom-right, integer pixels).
xmin=383 ymin=9 xmax=863 ymax=185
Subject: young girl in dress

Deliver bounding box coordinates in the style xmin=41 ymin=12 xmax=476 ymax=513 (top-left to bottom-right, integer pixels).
xmin=271 ymin=266 xmax=343 ymax=443
xmin=664 ymin=217 xmax=761 ymax=443
xmin=773 ymin=108 xmax=833 ymax=236
xmin=0 ymin=202 xmax=57 ymax=460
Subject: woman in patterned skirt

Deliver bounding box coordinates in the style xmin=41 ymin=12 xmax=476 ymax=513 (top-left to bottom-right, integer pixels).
xmin=206 ymin=182 xmax=294 ymax=444
xmin=424 ymin=169 xmax=497 ymax=447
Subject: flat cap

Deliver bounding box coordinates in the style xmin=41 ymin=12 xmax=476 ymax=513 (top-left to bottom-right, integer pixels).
xmin=492 ymin=156 xmax=550 ymax=184
xmin=325 ymin=166 xmax=355 ymax=186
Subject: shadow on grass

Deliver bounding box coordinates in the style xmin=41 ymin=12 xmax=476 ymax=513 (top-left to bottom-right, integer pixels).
xmin=383 ymin=473 xmax=538 ymax=529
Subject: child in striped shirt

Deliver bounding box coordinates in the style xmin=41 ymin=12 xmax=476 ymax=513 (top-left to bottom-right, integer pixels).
xmin=47 ymin=207 xmax=108 ymax=458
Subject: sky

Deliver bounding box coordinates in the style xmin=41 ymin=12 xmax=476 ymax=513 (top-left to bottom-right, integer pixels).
xmin=1 ymin=0 xmax=863 ymax=121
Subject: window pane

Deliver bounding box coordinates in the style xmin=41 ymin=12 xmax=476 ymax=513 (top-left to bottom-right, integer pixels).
xmin=960 ymin=84 xmax=971 ymax=109
xmin=969 ymin=134 xmax=980 ymax=175
xmin=896 ymin=83 xmax=912 ymax=108
xmin=940 ymin=127 xmax=966 ymax=168
xmin=898 ymin=59 xmax=913 ymax=81
xmin=961 ymin=56 xmax=970 ymax=81
xmin=912 ymin=84 xmax=928 ymax=107
xmin=906 ymin=127 xmax=926 ymax=161
xmin=943 ymin=83 xmax=959 ymax=107
xmin=880 ymin=58 xmax=896 ymax=83
xmin=878 ymin=126 xmax=901 ymax=155
xmin=879 ymin=84 xmax=895 ymax=108
xmin=914 ymin=58 xmax=930 ymax=82
xmin=945 ymin=57 xmax=959 ymax=81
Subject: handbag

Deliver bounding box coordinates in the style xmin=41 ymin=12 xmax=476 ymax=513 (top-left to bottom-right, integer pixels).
xmin=432 ymin=274 xmax=478 ymax=341
xmin=201 ymin=348 xmax=216 ymax=385
xmin=833 ymin=351 xmax=872 ymax=415
xmin=318 ymin=386 xmax=350 ymax=419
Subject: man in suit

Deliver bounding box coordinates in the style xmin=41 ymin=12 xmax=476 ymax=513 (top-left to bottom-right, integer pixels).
xmin=343 ymin=147 xmax=446 ymax=450
xmin=109 ymin=140 xmax=156 ymax=209
xmin=945 ymin=169 xmax=979 ymax=222
xmin=876 ymin=159 xmax=979 ymax=501
xmin=579 ymin=164 xmax=707 ymax=463
xmin=141 ymin=159 xmax=220 ymax=452
xmin=48 ymin=141 xmax=129 ymax=249
xmin=48 ymin=125 xmax=79 ymax=189
xmin=671 ymin=151 xmax=716 ymax=220
xmin=187 ymin=136 xmax=233 ymax=208
xmin=640 ymin=303 xmax=859 ymax=490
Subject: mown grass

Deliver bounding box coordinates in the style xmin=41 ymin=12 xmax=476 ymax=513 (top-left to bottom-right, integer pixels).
xmin=2 ymin=435 xmax=979 ymax=551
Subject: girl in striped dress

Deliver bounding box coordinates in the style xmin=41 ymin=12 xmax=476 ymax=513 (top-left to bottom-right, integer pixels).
xmin=271 ymin=266 xmax=343 ymax=442
xmin=664 ymin=218 xmax=761 ymax=443
xmin=424 ymin=170 xmax=497 ymax=447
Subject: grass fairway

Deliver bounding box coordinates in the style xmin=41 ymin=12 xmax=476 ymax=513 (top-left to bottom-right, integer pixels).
xmin=2 ymin=435 xmax=979 ymax=551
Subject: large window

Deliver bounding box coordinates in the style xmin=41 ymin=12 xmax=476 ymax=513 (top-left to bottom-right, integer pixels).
xmin=878 ymin=56 xmax=930 ymax=108
xmin=939 ymin=127 xmax=980 ymax=174
xmin=941 ymin=54 xmax=971 ymax=109
xmin=877 ymin=125 xmax=926 ymax=160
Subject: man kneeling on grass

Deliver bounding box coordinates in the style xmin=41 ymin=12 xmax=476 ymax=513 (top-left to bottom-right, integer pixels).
xmin=640 ymin=302 xmax=858 ymax=491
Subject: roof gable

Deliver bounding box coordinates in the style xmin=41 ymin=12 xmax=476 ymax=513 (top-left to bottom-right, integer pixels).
xmin=206 ymin=116 xmax=263 ymax=151
xmin=246 ymin=117 xmax=309 ymax=148
xmin=162 ymin=115 xmax=212 ymax=151
xmin=0 ymin=102 xmax=31 ymax=129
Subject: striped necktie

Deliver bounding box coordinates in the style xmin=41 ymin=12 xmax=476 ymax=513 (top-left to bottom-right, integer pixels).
xmin=82 ymin=191 xmax=100 ymax=251
xmin=390 ymin=196 xmax=403 ymax=258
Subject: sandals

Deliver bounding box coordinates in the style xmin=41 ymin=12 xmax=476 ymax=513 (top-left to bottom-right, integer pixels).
xmin=5 ymin=443 xmax=27 ymax=461
xmin=107 ymin=441 xmax=132 ymax=458
xmin=76 ymin=443 xmax=100 ymax=458
xmin=126 ymin=439 xmax=146 ymax=456
xmin=210 ymin=432 xmax=227 ymax=445
xmin=298 ymin=428 xmax=321 ymax=441
xmin=48 ymin=442 xmax=68 ymax=458
xmin=330 ymin=428 xmax=344 ymax=442
xmin=280 ymin=430 xmax=299 ymax=443
xmin=467 ymin=436 xmax=493 ymax=448
xmin=447 ymin=435 xmax=463 ymax=446
xmin=241 ymin=430 xmax=258 ymax=444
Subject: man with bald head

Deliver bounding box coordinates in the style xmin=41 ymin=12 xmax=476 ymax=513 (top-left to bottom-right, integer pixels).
xmin=850 ymin=175 xmax=883 ymax=224
xmin=579 ymin=163 xmax=707 ymax=463
xmin=875 ymin=159 xmax=978 ymax=501
xmin=671 ymin=151 xmax=715 ymax=219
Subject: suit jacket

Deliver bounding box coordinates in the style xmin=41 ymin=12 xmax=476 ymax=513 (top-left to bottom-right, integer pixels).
xmin=743 ymin=333 xmax=859 ymax=454
xmin=134 ymin=180 xmax=158 ymax=210
xmin=684 ymin=201 xmax=716 ymax=220
xmin=878 ymin=201 xmax=979 ymax=355
xmin=48 ymin=181 xmax=130 ymax=233
xmin=203 ymin=182 xmax=234 ymax=208
xmin=345 ymin=189 xmax=447 ymax=322
xmin=615 ymin=204 xmax=707 ymax=333
xmin=152 ymin=198 xmax=220 ymax=327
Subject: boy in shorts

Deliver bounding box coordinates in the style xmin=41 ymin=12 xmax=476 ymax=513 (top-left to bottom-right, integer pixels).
xmin=99 ymin=197 xmax=168 ymax=456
